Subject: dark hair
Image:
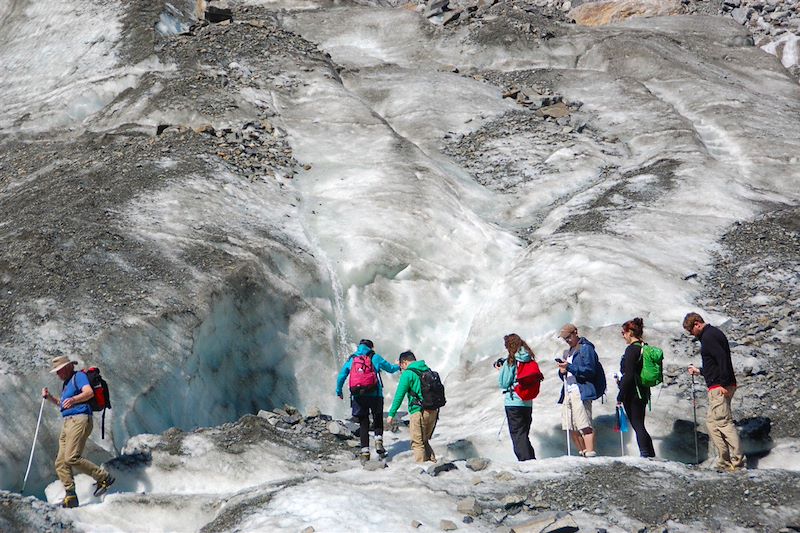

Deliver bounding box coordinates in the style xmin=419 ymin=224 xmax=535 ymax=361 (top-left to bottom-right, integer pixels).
xmin=622 ymin=318 xmax=644 ymax=339
xmin=682 ymin=312 xmax=704 ymax=332
xmin=399 ymin=351 xmax=416 ymax=364
xmin=503 ymin=333 xmax=536 ymax=366
xmin=359 ymin=339 xmax=374 ymax=349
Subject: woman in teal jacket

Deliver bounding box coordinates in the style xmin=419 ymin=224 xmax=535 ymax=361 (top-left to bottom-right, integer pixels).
xmin=335 ymin=339 xmax=399 ymax=461
xmin=497 ymin=333 xmax=537 ymax=461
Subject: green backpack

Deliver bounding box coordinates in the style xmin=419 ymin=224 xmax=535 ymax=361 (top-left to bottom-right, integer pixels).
xmin=638 ymin=343 xmax=664 ymax=387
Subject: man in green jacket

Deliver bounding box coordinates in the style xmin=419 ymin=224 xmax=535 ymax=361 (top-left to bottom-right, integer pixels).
xmin=386 ymin=351 xmax=438 ymax=463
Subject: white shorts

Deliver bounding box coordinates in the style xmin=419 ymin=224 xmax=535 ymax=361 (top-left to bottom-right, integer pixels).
xmin=562 ymin=389 xmax=593 ymax=432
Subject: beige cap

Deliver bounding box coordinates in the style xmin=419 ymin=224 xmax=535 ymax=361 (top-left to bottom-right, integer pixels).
xmin=50 ymin=355 xmax=77 ymax=373
xmin=559 ymin=323 xmax=578 ymax=338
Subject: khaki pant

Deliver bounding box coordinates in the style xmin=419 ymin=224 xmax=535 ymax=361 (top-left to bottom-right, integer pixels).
xmin=409 ymin=409 xmax=438 ymax=463
xmin=706 ymin=388 xmax=745 ymax=469
xmin=55 ymin=415 xmax=107 ymax=492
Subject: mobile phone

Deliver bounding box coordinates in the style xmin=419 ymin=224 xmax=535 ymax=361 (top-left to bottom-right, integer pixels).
xmin=554 ymin=358 xmax=564 ymax=363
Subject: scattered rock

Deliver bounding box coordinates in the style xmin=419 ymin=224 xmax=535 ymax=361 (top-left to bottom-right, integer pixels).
xmin=429 ymin=462 xmax=458 ymax=476
xmin=443 ymin=9 xmax=463 ymax=25
xmin=509 ymin=511 xmax=579 ymax=533
xmin=536 ymin=102 xmax=571 ymax=119
xmin=465 ymin=457 xmax=489 ymax=471
xmin=446 ymin=439 xmax=480 ymax=460
xmin=502 ymin=494 xmax=526 ymax=509
xmin=495 ymin=471 xmax=516 ymax=482
xmin=457 ymin=497 xmax=481 ymax=516
xmin=202 ymin=0 xmax=234 ymax=23
xmin=440 ymin=519 xmax=458 ymax=531
xmin=426 ymin=0 xmax=450 ymax=17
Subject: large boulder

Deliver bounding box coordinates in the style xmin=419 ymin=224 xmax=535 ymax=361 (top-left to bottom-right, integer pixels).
xmin=568 ymin=0 xmax=684 ymax=26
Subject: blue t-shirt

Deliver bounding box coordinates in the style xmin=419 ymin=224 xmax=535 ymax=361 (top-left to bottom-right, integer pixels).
xmin=60 ymin=371 xmax=93 ymax=417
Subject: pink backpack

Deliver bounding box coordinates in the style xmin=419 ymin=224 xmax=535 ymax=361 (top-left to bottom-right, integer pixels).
xmin=349 ymin=351 xmax=378 ymax=395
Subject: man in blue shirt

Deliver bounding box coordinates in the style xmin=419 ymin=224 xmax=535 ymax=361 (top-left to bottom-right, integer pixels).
xmin=42 ymin=355 xmax=114 ymax=508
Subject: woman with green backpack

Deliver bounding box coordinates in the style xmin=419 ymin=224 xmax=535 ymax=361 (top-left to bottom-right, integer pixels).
xmin=617 ymin=318 xmax=656 ymax=458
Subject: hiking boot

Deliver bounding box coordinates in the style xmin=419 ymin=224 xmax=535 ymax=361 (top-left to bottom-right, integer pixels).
xmin=375 ymin=439 xmax=386 ymax=457
xmin=583 ymin=450 xmax=597 ymax=458
xmin=93 ymin=475 xmax=115 ymax=497
xmin=359 ymin=447 xmax=370 ymax=464
xmin=62 ymin=491 xmax=79 ymax=508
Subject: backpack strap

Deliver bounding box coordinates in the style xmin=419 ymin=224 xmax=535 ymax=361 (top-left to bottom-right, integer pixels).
xmin=632 ymin=342 xmax=649 ymax=403
xmin=366 ymin=350 xmax=384 ymax=389
xmin=503 ymin=361 xmax=518 ymax=398
xmin=407 ymin=368 xmax=424 ymax=408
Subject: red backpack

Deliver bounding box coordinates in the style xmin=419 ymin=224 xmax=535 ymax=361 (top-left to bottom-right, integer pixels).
xmin=348 ymin=351 xmax=378 ymax=395
xmin=67 ymin=367 xmax=111 ymax=438
xmin=513 ymin=360 xmax=544 ymax=401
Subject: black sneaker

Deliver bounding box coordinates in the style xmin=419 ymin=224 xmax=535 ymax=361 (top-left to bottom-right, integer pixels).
xmin=62 ymin=491 xmax=79 ymax=508
xmin=93 ymin=475 xmax=115 ymax=497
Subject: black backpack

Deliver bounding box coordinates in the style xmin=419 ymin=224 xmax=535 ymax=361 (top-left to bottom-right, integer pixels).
xmin=68 ymin=367 xmax=112 ymax=439
xmin=409 ymin=368 xmax=446 ymax=410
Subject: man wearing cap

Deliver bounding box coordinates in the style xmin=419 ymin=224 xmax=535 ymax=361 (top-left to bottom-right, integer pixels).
xmin=556 ymin=324 xmax=604 ymax=457
xmin=335 ymin=339 xmax=400 ymax=463
xmin=42 ymin=355 xmax=114 ymax=508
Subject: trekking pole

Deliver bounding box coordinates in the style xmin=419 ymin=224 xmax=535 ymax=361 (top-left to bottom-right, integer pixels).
xmin=22 ymin=397 xmax=46 ymax=493
xmin=496 ymin=417 xmax=505 ymax=440
xmin=564 ymin=378 xmax=571 ymax=457
xmin=690 ymin=373 xmax=699 ymax=464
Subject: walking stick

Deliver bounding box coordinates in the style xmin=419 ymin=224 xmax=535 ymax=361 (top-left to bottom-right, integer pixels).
xmin=22 ymin=397 xmax=46 ymax=493
xmin=563 ymin=377 xmax=571 ymax=457
xmin=690 ymin=373 xmax=699 ymax=464
xmin=496 ymin=417 xmax=505 ymax=440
